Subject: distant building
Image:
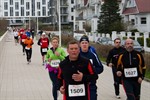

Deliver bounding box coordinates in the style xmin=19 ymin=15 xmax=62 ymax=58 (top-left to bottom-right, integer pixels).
xmin=121 ymin=0 xmax=150 ymax=32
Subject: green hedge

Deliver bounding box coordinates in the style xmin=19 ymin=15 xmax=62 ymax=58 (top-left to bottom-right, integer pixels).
xmin=146 ymin=38 xmax=150 ymax=47
xmin=137 ymin=37 xmax=144 ymax=46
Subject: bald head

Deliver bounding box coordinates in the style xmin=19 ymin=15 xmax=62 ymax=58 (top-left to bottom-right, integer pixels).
xmin=125 ymin=38 xmax=134 ymax=52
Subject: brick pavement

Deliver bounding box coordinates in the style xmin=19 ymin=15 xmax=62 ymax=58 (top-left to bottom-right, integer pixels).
xmin=0 ymin=32 xmax=149 ymax=100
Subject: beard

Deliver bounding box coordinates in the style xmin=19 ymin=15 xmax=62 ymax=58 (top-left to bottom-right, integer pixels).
xmin=126 ymin=46 xmax=133 ymax=52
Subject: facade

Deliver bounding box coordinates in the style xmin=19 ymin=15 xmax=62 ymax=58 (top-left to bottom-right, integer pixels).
xmin=121 ymin=0 xmax=150 ymax=32
xmin=0 ymin=0 xmax=75 ymax=26
xmin=74 ymin=0 xmax=102 ymax=33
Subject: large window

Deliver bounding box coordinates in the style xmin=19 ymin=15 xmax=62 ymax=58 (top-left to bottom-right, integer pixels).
xmin=21 ymin=0 xmax=24 ymax=5
xmin=10 ymin=7 xmax=13 ymax=16
xmin=15 ymin=12 xmax=19 ymax=16
xmin=15 ymin=2 xmax=19 ymax=10
xmin=4 ymin=12 xmax=8 ymax=16
xmin=141 ymin=17 xmax=146 ymax=24
xmin=37 ymin=2 xmax=40 ymax=10
xmin=21 ymin=7 xmax=24 ymax=16
xmin=26 ymin=2 xmax=30 ymax=10
xmin=42 ymin=7 xmax=46 ymax=16
xmin=42 ymin=0 xmax=46 ymax=5
xmin=10 ymin=0 xmax=13 ymax=5
xmin=4 ymin=2 xmax=8 ymax=10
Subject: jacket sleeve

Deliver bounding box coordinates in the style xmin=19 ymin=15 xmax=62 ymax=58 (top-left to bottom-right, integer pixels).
xmin=137 ymin=53 xmax=146 ymax=79
xmin=45 ymin=50 xmax=50 ymax=61
xmin=106 ymin=50 xmax=113 ymax=66
xmin=58 ymin=48 xmax=66 ymax=61
xmin=117 ymin=54 xmax=123 ymax=72
xmin=92 ymin=53 xmax=103 ymax=74
xmin=37 ymin=38 xmax=41 ymax=45
xmin=82 ymin=62 xmax=98 ymax=82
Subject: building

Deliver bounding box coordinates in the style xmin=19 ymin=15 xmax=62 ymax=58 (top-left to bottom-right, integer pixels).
xmin=121 ymin=0 xmax=150 ymax=32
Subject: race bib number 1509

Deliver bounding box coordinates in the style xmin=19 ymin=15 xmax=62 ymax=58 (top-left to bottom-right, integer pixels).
xmin=68 ymin=84 xmax=85 ymax=97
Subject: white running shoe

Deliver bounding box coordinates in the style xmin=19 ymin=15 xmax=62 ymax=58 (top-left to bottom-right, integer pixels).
xmin=116 ymin=95 xmax=121 ymax=99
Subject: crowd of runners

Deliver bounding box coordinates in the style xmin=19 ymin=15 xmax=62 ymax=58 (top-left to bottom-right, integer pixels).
xmin=10 ymin=27 xmax=146 ymax=100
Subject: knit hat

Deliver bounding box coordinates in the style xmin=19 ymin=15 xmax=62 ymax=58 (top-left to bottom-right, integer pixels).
xmin=79 ymin=35 xmax=89 ymax=42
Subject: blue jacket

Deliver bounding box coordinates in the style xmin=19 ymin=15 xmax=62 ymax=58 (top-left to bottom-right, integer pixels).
xmin=80 ymin=47 xmax=103 ymax=74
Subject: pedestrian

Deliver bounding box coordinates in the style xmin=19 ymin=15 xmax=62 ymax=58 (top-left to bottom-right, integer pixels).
xmin=20 ymin=31 xmax=27 ymax=55
xmin=79 ymin=35 xmax=103 ymax=100
xmin=45 ymin=36 xmax=66 ymax=100
xmin=13 ymin=29 xmax=19 ymax=45
xmin=30 ymin=28 xmax=35 ymax=39
xmin=57 ymin=40 xmax=98 ymax=100
xmin=37 ymin=32 xmax=49 ymax=65
xmin=24 ymin=34 xmax=34 ymax=64
xmin=106 ymin=38 xmax=125 ymax=99
xmin=117 ymin=38 xmax=146 ymax=100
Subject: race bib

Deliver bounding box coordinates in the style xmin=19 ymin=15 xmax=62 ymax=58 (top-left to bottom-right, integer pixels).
xmin=124 ymin=68 xmax=138 ymax=77
xmin=68 ymin=84 xmax=85 ymax=97
xmin=50 ymin=60 xmax=60 ymax=68
xmin=22 ymin=39 xmax=25 ymax=42
xmin=42 ymin=48 xmax=47 ymax=52
xmin=25 ymin=47 xmax=30 ymax=50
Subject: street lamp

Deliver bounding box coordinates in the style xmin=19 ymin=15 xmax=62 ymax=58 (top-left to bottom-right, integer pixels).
xmin=57 ymin=0 xmax=61 ymax=46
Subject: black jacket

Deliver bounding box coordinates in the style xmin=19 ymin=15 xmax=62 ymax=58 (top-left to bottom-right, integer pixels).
xmin=58 ymin=55 xmax=98 ymax=100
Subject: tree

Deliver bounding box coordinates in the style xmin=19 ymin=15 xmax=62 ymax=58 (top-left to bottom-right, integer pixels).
xmin=97 ymin=0 xmax=123 ymax=34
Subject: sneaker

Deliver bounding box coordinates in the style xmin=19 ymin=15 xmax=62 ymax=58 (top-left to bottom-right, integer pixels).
xmin=116 ymin=95 xmax=121 ymax=99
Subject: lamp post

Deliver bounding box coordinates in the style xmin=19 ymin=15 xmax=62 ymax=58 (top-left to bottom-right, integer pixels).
xmin=57 ymin=0 xmax=61 ymax=46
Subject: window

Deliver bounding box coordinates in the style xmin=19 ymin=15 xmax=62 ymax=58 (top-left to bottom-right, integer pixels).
xmin=71 ymin=16 xmax=74 ymax=20
xmin=15 ymin=2 xmax=19 ymax=10
xmin=71 ymin=8 xmax=74 ymax=12
xmin=21 ymin=0 xmax=24 ymax=5
xmin=131 ymin=19 xmax=135 ymax=25
xmin=141 ymin=17 xmax=146 ymax=24
xmin=15 ymin=12 xmax=19 ymax=16
xmin=10 ymin=0 xmax=13 ymax=5
xmin=26 ymin=11 xmax=30 ymax=16
xmin=71 ymin=0 xmax=74 ymax=4
xmin=10 ymin=7 xmax=13 ymax=16
xmin=42 ymin=7 xmax=46 ymax=16
xmin=4 ymin=2 xmax=8 ymax=10
xmin=4 ymin=12 xmax=8 ymax=16
xmin=26 ymin=2 xmax=30 ymax=10
xmin=42 ymin=0 xmax=46 ymax=5
xmin=37 ymin=2 xmax=40 ymax=9
xmin=21 ymin=7 xmax=24 ymax=16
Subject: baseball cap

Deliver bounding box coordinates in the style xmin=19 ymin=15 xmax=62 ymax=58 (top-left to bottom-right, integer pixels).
xmin=42 ymin=32 xmax=46 ymax=35
xmin=79 ymin=35 xmax=89 ymax=42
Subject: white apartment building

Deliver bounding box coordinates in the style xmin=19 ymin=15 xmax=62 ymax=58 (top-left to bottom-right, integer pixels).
xmin=74 ymin=0 xmax=102 ymax=33
xmin=0 ymin=0 xmax=75 ymax=26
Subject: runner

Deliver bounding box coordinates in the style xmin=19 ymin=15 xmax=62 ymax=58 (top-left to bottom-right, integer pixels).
xmin=45 ymin=37 xmax=66 ymax=100
xmin=57 ymin=40 xmax=98 ymax=100
xmin=106 ymin=38 xmax=125 ymax=99
xmin=20 ymin=31 xmax=27 ymax=55
xmin=24 ymin=34 xmax=34 ymax=64
xmin=79 ymin=35 xmax=103 ymax=100
xmin=13 ymin=29 xmax=19 ymax=45
xmin=37 ymin=32 xmax=49 ymax=65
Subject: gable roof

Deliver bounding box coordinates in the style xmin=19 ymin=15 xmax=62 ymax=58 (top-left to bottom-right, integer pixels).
xmin=136 ymin=0 xmax=150 ymax=13
xmin=122 ymin=0 xmax=150 ymax=15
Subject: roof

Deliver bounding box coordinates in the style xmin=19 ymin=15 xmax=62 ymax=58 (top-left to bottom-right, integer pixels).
xmin=122 ymin=7 xmax=138 ymax=15
xmin=122 ymin=0 xmax=150 ymax=15
xmin=136 ymin=0 xmax=150 ymax=13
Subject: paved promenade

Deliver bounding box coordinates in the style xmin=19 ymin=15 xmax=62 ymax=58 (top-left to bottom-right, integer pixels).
xmin=0 ymin=32 xmax=150 ymax=100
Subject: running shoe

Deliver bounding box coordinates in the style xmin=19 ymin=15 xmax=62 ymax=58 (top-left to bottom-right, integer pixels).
xmin=116 ymin=95 xmax=121 ymax=99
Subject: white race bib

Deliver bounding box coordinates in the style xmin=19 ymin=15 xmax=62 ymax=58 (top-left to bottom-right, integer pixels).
xmin=68 ymin=84 xmax=85 ymax=97
xmin=124 ymin=68 xmax=138 ymax=77
xmin=50 ymin=60 xmax=60 ymax=68
xmin=42 ymin=48 xmax=47 ymax=52
xmin=25 ymin=47 xmax=30 ymax=50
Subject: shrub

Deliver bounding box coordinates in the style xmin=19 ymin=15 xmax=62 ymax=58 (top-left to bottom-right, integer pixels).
xmin=61 ymin=34 xmax=74 ymax=46
xmin=123 ymin=36 xmax=127 ymax=40
xmin=137 ymin=37 xmax=144 ymax=46
xmin=146 ymin=38 xmax=150 ymax=47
